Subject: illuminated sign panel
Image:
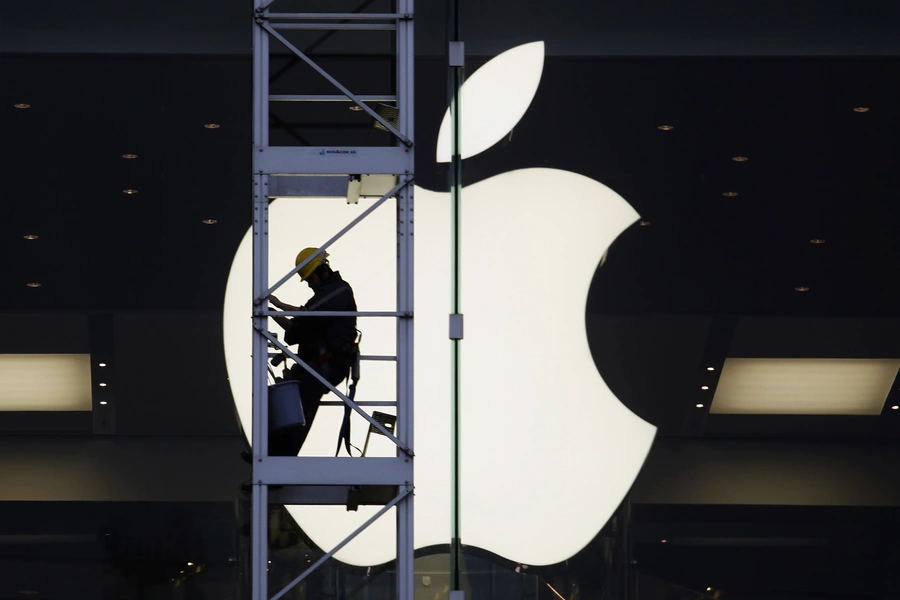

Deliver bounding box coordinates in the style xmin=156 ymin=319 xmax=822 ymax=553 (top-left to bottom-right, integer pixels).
xmin=0 ymin=354 xmax=92 ymax=411
xmin=712 ymin=358 xmax=900 ymax=415
xmin=224 ymin=42 xmax=656 ymax=566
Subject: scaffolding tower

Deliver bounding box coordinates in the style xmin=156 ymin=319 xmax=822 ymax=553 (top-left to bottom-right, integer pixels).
xmin=250 ymin=3 xmax=414 ymax=600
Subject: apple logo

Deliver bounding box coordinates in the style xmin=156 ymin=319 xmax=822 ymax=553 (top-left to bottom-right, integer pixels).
xmin=223 ymin=41 xmax=656 ymax=567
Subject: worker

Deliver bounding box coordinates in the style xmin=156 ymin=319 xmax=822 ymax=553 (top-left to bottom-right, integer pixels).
xmin=242 ymin=247 xmax=358 ymax=461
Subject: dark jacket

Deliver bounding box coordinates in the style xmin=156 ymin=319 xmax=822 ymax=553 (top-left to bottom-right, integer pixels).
xmin=284 ymin=271 xmax=358 ymax=372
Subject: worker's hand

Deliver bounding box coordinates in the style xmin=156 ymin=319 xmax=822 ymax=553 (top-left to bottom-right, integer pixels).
xmin=269 ymin=295 xmax=287 ymax=310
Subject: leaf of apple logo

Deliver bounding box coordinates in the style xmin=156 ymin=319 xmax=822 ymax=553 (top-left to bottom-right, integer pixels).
xmin=223 ymin=42 xmax=656 ymax=568
xmin=436 ymin=41 xmax=545 ymax=162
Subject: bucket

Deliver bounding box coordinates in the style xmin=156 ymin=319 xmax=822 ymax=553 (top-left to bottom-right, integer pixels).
xmin=268 ymin=380 xmax=305 ymax=434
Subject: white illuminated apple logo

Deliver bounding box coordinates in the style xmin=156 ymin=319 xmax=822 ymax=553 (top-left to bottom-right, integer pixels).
xmin=224 ymin=41 xmax=656 ymax=568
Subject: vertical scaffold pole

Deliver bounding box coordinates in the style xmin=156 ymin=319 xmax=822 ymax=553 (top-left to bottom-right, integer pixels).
xmin=396 ymin=2 xmax=416 ymax=600
xmin=251 ymin=2 xmax=270 ymax=600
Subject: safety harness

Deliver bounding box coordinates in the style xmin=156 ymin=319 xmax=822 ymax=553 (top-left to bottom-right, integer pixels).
xmin=334 ymin=333 xmax=362 ymax=457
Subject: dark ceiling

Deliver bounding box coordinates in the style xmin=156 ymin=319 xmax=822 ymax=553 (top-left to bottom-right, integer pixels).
xmin=5 ymin=0 xmax=900 ymax=56
xmin=4 ymin=54 xmax=900 ymax=315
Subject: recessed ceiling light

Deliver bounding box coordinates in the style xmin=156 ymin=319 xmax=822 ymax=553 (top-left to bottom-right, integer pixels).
xmin=122 ymin=153 xmax=138 ymax=159
xmin=99 ymin=363 xmax=107 ymax=367
xmin=660 ymin=539 xmax=668 ymax=544
xmin=722 ymin=192 xmax=739 ymax=197
xmin=892 ymin=405 xmax=899 ymax=410
xmin=732 ymin=156 xmax=749 ymax=162
xmin=794 ymin=286 xmax=810 ymax=292
xmin=810 ymin=238 xmax=825 ymax=244
xmin=707 ymin=367 xmax=715 ymax=371
xmin=204 ymin=123 xmax=221 ymax=129
xmin=187 ymin=562 xmax=194 ymax=566
xmin=657 ymin=125 xmax=674 ymax=131
xmin=711 ymin=358 xmax=900 ymax=415
xmin=639 ymin=220 xmax=651 ymax=227
xmin=706 ymin=588 xmax=713 ymax=592
xmin=14 ymin=103 xmax=31 ymax=109
xmin=123 ymin=189 xmax=138 ymax=195
xmin=23 ymin=234 xmax=39 ymax=240
xmin=99 ymin=401 xmax=108 ymax=405
xmin=701 ymin=386 xmax=709 ymax=390
xmin=853 ymin=107 xmax=870 ymax=113
xmin=99 ymin=383 xmax=107 ymax=387
xmin=349 ymin=105 xmax=364 ymax=112
xmin=26 ymin=282 xmax=41 ymax=288
xmin=202 ymin=219 xmax=218 ymax=225
xmin=695 ymin=403 xmax=704 ymax=408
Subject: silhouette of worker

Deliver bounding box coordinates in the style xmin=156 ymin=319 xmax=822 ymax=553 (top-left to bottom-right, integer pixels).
xmin=242 ymin=248 xmax=358 ymax=461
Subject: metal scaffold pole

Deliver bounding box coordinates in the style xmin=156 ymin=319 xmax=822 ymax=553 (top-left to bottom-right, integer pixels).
xmin=250 ymin=3 xmax=415 ymax=600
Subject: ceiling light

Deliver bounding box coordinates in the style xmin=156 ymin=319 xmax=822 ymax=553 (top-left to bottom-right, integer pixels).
xmin=23 ymin=234 xmax=38 ymax=240
xmin=122 ymin=189 xmax=138 ymax=195
xmin=0 ymin=354 xmax=92 ymax=411
xmin=695 ymin=403 xmax=704 ymax=408
xmin=187 ymin=562 xmax=194 ymax=566
xmin=99 ymin=383 xmax=107 ymax=387
xmin=26 ymin=282 xmax=41 ymax=288
xmin=794 ymin=286 xmax=810 ymax=292
xmin=707 ymin=367 xmax=715 ymax=371
xmin=99 ymin=401 xmax=108 ymax=405
xmin=722 ymin=192 xmax=739 ymax=197
xmin=732 ymin=156 xmax=748 ymax=162
xmin=122 ymin=153 xmax=138 ymax=159
xmin=660 ymin=539 xmax=667 ymax=543
xmin=202 ymin=219 xmax=218 ymax=225
xmin=349 ymin=105 xmax=364 ymax=112
xmin=204 ymin=123 xmax=221 ymax=129
xmin=710 ymin=358 xmax=900 ymax=415
xmin=853 ymin=107 xmax=869 ymax=113
xmin=892 ymin=405 xmax=899 ymax=411
xmin=14 ymin=103 xmax=31 ymax=109
xmin=657 ymin=125 xmax=674 ymax=131
xmin=99 ymin=363 xmax=107 ymax=367
xmin=706 ymin=588 xmax=713 ymax=592
xmin=810 ymin=238 xmax=825 ymax=244
xmin=701 ymin=386 xmax=709 ymax=390
xmin=639 ymin=220 xmax=651 ymax=227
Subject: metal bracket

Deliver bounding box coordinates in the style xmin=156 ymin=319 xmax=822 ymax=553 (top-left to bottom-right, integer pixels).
xmin=449 ymin=41 xmax=465 ymax=67
xmin=449 ymin=314 xmax=464 ymax=340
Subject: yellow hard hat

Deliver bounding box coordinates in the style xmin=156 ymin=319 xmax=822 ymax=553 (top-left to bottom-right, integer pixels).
xmin=295 ymin=247 xmax=329 ymax=281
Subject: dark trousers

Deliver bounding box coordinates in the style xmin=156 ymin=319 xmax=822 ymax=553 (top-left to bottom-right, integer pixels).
xmin=269 ymin=362 xmax=349 ymax=457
